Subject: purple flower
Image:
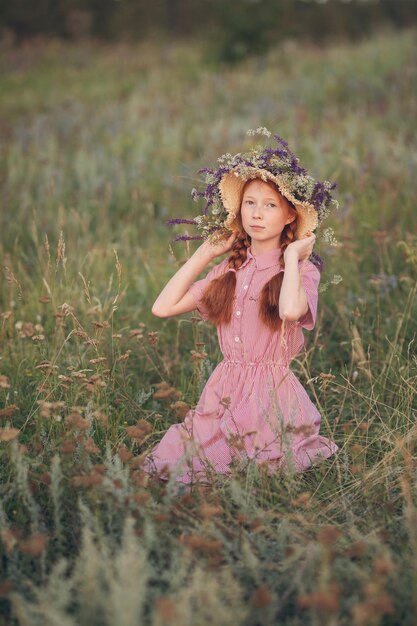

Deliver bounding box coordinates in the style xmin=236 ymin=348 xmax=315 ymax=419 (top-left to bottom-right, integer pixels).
xmin=166 ymin=218 xmax=198 ymax=225
xmin=173 ymin=235 xmax=204 ymax=241
xmin=273 ymin=134 xmax=289 ymax=148
xmin=203 ymin=199 xmax=213 ymax=215
xmin=310 ymin=252 xmax=324 ymax=274
xmin=191 ymin=188 xmax=206 ymax=200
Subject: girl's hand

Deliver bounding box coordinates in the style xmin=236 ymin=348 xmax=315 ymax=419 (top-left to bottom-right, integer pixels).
xmin=199 ymin=230 xmax=238 ymax=261
xmin=283 ymin=232 xmax=316 ymax=263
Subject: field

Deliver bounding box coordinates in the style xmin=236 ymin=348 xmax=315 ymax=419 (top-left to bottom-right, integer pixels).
xmin=0 ymin=27 xmax=416 ymax=625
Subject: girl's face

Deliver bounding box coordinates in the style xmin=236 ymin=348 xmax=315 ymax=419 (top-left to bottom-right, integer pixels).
xmin=240 ymin=179 xmax=296 ymax=244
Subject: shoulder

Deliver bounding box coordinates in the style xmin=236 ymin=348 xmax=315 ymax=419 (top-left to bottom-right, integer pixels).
xmin=205 ymin=257 xmax=230 ymax=280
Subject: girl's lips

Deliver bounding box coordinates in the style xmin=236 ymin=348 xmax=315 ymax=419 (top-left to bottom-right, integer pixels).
xmin=250 ymin=225 xmax=265 ymax=229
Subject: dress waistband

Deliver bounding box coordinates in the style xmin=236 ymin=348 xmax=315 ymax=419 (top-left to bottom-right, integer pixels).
xmin=223 ymin=358 xmax=288 ymax=367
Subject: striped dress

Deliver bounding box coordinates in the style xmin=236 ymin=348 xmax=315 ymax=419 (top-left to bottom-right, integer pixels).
xmin=142 ymin=244 xmax=339 ymax=484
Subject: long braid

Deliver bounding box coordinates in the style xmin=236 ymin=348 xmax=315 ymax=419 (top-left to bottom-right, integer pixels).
xmin=258 ymin=206 xmax=298 ymax=332
xmin=228 ymin=230 xmax=251 ymax=271
xmin=198 ymin=228 xmax=247 ymax=326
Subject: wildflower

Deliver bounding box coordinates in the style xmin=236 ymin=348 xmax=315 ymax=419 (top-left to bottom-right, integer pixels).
xmin=178 ymin=533 xmax=222 ymax=553
xmin=92 ymin=320 xmax=110 ymax=329
xmin=57 ymin=375 xmax=72 ymax=386
xmin=0 ymin=404 xmax=18 ymax=418
xmin=190 ymin=350 xmax=208 ymax=361
xmin=298 ymin=583 xmax=340 ymax=612
xmin=352 ymin=597 xmax=395 ymax=624
xmin=84 ymin=376 xmax=107 ymax=393
xmin=32 ymin=335 xmax=45 ymax=342
xmin=0 ymin=427 xmax=20 ymax=442
xmin=19 ymin=322 xmax=34 ymax=338
xmin=117 ymin=444 xmax=133 ymax=463
xmin=251 ymin=586 xmax=272 ymax=608
xmin=154 ymin=598 xmax=177 ymax=620
xmin=291 ymin=491 xmax=312 ymax=507
xmin=0 ymin=375 xmax=11 ymax=389
xmin=125 ymin=419 xmax=152 ymax=443
xmin=373 ymin=555 xmax=396 ymax=576
xmin=170 ymin=400 xmax=191 ymax=418
xmin=84 ymin=437 xmax=100 ymax=454
xmin=18 ymin=533 xmax=48 ymax=557
xmin=35 ymin=361 xmax=58 ymax=373
xmin=71 ymin=370 xmax=89 ymax=379
xmin=130 ymin=492 xmax=150 ymax=505
xmin=37 ymin=400 xmax=65 ymax=420
xmin=92 ymin=410 xmax=108 ymax=425
xmin=74 ymin=329 xmax=89 ymax=339
xmin=226 ymin=433 xmax=246 ymax=451
xmin=129 ymin=329 xmax=144 ymax=339
xmin=71 ymin=470 xmax=103 ymax=488
xmin=0 ymin=581 xmax=13 ymax=597
xmin=199 ymin=503 xmax=223 ymax=519
xmin=316 ymin=525 xmax=342 ymax=547
xmin=220 ymin=396 xmax=231 ymax=409
xmin=153 ymin=382 xmax=181 ymax=400
xmin=66 ymin=412 xmax=89 ymax=431
xmin=117 ymin=350 xmax=132 ymax=363
xmin=60 ymin=440 xmax=76 ymax=454
xmin=1 ymin=529 xmax=20 ymax=552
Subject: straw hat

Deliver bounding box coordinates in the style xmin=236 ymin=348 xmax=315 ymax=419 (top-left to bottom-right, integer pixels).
xmin=219 ymin=167 xmax=318 ymax=240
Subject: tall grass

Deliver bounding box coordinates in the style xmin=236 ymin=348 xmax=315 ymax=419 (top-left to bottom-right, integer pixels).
xmin=0 ymin=27 xmax=416 ymax=625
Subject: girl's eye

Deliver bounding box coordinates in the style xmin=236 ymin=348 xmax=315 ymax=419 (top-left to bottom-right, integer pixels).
xmin=268 ymin=203 xmax=277 ymax=208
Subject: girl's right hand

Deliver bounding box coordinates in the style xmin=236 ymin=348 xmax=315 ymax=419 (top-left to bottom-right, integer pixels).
xmin=199 ymin=230 xmax=238 ymax=260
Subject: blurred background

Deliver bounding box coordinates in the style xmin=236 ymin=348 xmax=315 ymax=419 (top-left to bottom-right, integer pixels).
xmin=1 ymin=0 xmax=417 ymax=62
xmin=0 ymin=3 xmax=417 ymax=623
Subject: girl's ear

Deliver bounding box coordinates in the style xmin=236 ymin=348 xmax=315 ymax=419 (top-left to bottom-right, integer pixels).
xmin=286 ymin=213 xmax=297 ymax=225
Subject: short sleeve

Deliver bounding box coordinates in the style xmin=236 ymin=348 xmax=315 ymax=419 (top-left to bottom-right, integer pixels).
xmin=188 ymin=258 xmax=229 ymax=321
xmin=297 ymin=260 xmax=321 ymax=331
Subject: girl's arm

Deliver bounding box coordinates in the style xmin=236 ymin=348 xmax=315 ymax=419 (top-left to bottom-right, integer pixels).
xmin=152 ymin=232 xmax=237 ymax=318
xmin=279 ymin=233 xmax=317 ymax=322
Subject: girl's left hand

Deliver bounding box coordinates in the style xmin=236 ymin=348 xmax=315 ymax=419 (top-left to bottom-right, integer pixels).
xmin=283 ymin=232 xmax=316 ymax=263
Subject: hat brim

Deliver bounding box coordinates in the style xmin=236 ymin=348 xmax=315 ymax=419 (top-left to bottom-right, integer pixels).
xmin=219 ymin=168 xmax=318 ymax=239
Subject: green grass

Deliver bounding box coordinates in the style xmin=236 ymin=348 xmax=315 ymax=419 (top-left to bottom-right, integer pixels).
xmin=0 ymin=27 xmax=416 ymax=625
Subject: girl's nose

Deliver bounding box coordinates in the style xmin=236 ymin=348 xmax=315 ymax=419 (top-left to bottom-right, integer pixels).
xmin=252 ymin=203 xmax=263 ymax=218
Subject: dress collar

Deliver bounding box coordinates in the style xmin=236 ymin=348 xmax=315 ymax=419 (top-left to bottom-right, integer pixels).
xmin=239 ymin=244 xmax=283 ymax=271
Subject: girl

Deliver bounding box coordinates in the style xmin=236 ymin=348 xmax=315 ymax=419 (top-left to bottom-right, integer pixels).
xmin=142 ymin=130 xmax=340 ymax=487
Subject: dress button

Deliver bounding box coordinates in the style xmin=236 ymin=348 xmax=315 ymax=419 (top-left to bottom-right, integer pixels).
xmin=234 ymin=336 xmax=240 ymax=342
xmin=243 ymin=285 xmax=248 ymax=290
xmin=236 ymin=311 xmax=241 ymax=316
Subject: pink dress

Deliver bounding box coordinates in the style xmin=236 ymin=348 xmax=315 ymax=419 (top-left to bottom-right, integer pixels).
xmin=143 ymin=245 xmax=339 ymax=484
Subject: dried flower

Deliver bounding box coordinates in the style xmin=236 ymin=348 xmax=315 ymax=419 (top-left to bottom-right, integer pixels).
xmin=0 ymin=427 xmax=20 ymax=442
xmin=251 ymin=586 xmax=272 ymax=608
xmin=0 ymin=375 xmax=11 ymax=389
xmin=0 ymin=404 xmax=18 ymax=418
xmin=18 ymin=533 xmax=48 ymax=557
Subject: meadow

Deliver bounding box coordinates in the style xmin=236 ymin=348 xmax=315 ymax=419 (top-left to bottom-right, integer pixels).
xmin=0 ymin=27 xmax=416 ymax=625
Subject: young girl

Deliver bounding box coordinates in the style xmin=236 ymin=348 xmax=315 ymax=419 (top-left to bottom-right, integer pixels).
xmin=142 ymin=130 xmax=339 ymax=487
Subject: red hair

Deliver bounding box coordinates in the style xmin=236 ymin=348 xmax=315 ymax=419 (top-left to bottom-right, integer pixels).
xmin=200 ymin=179 xmax=298 ymax=332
